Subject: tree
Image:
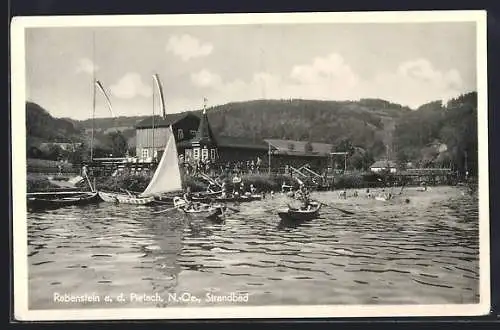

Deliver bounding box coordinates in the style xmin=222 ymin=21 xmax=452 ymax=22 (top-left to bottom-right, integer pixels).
xmin=106 ymin=131 xmax=128 ymax=157
xmin=127 ymin=146 xmax=136 ymax=157
xmin=68 ymin=144 xmax=88 ymax=165
xmin=335 ymin=138 xmax=355 ymax=155
xmin=45 ymin=144 xmax=63 ymax=161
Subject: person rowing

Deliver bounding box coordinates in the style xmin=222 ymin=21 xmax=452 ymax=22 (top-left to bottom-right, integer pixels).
xmin=182 ymin=186 xmax=194 ymax=209
xmin=293 ymin=183 xmax=311 ymax=209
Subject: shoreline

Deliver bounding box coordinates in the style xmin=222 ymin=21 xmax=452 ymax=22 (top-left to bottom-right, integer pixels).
xmin=26 ymin=171 xmax=473 ymax=194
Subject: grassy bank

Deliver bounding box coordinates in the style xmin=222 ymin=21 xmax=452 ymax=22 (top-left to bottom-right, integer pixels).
xmin=27 ymin=170 xmax=459 ymax=194
xmin=27 ymin=175 xmax=58 ymax=192
xmin=92 ymin=173 xmax=298 ymax=194
xmin=26 ymin=172 xmax=378 ymax=194
xmin=27 ymin=158 xmax=77 ymax=174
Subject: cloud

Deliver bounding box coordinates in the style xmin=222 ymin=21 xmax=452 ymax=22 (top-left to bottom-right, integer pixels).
xmin=166 ymin=34 xmax=213 ymax=61
xmin=75 ymin=58 xmax=99 ymax=75
xmin=369 ymin=58 xmax=464 ymax=107
xmin=290 ymin=53 xmax=358 ymax=89
xmin=109 ymin=73 xmax=152 ymax=99
xmin=187 ymin=54 xmax=466 ymax=110
xmin=191 ymin=69 xmax=223 ymax=88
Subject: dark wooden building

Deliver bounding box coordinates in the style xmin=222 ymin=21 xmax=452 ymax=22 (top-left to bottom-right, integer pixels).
xmin=135 ymin=112 xmax=200 ymax=162
xmin=135 ymin=108 xmax=334 ymax=171
xmin=176 ymin=108 xmax=269 ymax=163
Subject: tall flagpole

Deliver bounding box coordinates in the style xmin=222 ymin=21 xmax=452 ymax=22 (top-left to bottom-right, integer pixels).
xmin=268 ymin=143 xmax=271 ymax=174
xmin=90 ymin=32 xmax=96 ymax=162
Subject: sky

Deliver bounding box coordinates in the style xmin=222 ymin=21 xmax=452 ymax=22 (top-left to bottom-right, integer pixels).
xmin=25 ymin=22 xmax=477 ymax=120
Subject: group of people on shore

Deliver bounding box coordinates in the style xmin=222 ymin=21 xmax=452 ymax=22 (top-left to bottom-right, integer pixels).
xmin=180 ymin=157 xmax=264 ymax=177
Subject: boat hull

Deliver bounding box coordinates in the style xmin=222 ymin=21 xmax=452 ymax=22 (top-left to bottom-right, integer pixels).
xmin=192 ymin=194 xmax=263 ymax=203
xmin=277 ymin=202 xmax=321 ymax=221
xmin=27 ymin=192 xmax=101 ymax=211
xmin=98 ymin=191 xmax=155 ymax=205
xmin=182 ymin=208 xmax=222 ymax=221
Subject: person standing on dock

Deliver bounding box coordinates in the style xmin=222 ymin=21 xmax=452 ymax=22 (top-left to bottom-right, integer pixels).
xmin=81 ymin=163 xmax=88 ymax=178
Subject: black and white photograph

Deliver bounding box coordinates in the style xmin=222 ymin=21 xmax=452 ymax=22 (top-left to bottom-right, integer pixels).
xmin=11 ymin=11 xmax=489 ymax=320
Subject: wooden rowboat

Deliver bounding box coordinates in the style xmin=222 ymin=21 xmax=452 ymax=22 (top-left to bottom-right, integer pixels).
xmin=27 ymin=192 xmax=101 ymax=211
xmin=173 ymin=197 xmax=225 ymax=220
xmin=277 ymin=201 xmax=321 ymax=221
xmin=98 ymin=191 xmax=156 ymax=205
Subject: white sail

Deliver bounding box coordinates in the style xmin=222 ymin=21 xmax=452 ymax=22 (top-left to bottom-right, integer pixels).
xmin=139 ymin=126 xmax=183 ymax=197
xmin=95 ymin=80 xmax=115 ymax=117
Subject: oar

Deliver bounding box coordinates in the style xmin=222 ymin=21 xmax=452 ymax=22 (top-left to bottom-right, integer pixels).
xmin=225 ymin=205 xmax=240 ymax=213
xmin=399 ymin=183 xmax=406 ymax=195
xmin=152 ymin=205 xmax=182 ymax=214
xmin=318 ymin=201 xmax=355 ymax=215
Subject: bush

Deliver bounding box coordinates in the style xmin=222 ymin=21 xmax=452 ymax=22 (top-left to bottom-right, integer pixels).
xmin=26 ymin=175 xmax=59 ymax=192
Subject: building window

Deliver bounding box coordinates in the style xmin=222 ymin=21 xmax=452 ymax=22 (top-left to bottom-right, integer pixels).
xmin=141 ymin=148 xmax=149 ymax=160
xmin=210 ymin=149 xmax=216 ymax=160
xmin=190 ymin=130 xmax=197 ymax=136
xmin=177 ymin=129 xmax=184 ymax=140
xmin=202 ymin=148 xmax=209 ymax=161
xmin=193 ymin=148 xmax=200 ymax=159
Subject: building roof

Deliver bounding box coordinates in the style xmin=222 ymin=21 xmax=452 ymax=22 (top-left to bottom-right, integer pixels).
xmin=192 ymin=109 xmax=216 ymax=145
xmin=264 ymin=139 xmax=334 ymax=157
xmin=217 ymin=136 xmax=268 ymax=150
xmin=370 ymin=160 xmax=398 ymax=168
xmin=135 ymin=112 xmax=198 ymax=129
xmin=177 ymin=135 xmax=269 ymax=150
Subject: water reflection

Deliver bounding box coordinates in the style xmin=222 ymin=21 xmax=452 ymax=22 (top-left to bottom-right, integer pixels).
xmin=27 ymin=186 xmax=480 ymax=308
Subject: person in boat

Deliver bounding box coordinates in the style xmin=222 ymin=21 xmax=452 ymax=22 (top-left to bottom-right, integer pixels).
xmin=366 ymin=188 xmax=373 ymax=199
xmin=183 ymin=186 xmax=194 ymax=208
xmin=339 ymin=190 xmax=347 ymax=199
xmin=221 ymin=182 xmax=228 ymax=198
xmin=250 ymin=184 xmax=257 ymax=195
xmin=298 ymin=185 xmax=311 ymax=209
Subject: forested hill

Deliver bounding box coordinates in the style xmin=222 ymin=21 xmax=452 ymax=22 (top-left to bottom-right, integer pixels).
xmin=393 ymin=92 xmax=478 ymax=174
xmin=26 ymin=92 xmax=478 ymax=173
xmin=26 ymin=102 xmax=85 ymax=147
xmin=205 ymin=98 xmax=410 ymax=154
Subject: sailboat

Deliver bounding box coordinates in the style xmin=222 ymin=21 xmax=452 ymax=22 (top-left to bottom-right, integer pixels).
xmin=98 ymin=124 xmax=183 ymax=205
xmin=96 ymin=73 xmax=182 ymax=204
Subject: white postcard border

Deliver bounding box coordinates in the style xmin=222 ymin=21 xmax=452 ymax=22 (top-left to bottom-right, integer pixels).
xmin=11 ymin=10 xmax=490 ymax=321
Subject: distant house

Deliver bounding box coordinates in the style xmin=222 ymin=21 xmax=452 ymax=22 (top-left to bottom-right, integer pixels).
xmin=370 ymin=160 xmax=398 ymax=173
xmin=265 ymin=139 xmax=335 ymax=170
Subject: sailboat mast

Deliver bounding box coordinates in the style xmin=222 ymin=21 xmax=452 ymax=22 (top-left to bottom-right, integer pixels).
xmin=90 ymin=32 xmax=96 ymax=162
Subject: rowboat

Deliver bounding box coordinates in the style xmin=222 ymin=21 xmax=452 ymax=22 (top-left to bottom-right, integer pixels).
xmin=27 ymin=192 xmax=101 ymax=211
xmin=98 ymin=191 xmax=156 ymax=205
xmin=182 ymin=204 xmax=225 ymax=221
xmin=277 ymin=201 xmax=321 ymax=221
xmin=173 ymin=197 xmax=225 ymax=220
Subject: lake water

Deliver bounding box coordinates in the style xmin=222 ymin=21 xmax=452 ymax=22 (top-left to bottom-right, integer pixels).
xmin=26 ymin=186 xmax=480 ymax=309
